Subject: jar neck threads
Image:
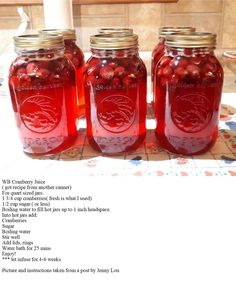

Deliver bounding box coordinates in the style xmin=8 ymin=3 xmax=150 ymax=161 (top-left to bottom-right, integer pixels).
xmin=91 ymin=48 xmax=139 ymax=58
xmin=167 ymin=46 xmax=215 ymax=57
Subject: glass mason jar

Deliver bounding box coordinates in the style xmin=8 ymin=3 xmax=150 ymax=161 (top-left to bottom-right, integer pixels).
xmin=8 ymin=34 xmax=78 ymax=156
xmin=154 ymin=32 xmax=224 ymax=155
xmin=39 ymin=29 xmax=85 ymax=117
xmin=84 ymin=33 xmax=147 ymax=155
xmin=151 ymin=27 xmax=195 ymax=108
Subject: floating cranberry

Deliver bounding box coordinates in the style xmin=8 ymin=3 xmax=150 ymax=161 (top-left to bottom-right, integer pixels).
xmin=184 ymin=48 xmax=192 ymax=56
xmin=122 ymin=75 xmax=136 ymax=87
xmin=96 ymin=77 xmax=108 ymax=86
xmin=191 ymin=56 xmax=202 ymax=65
xmin=100 ymin=65 xmax=114 ymax=80
xmin=109 ymin=62 xmax=118 ymax=69
xmin=114 ymin=66 xmax=126 ymax=78
xmin=169 ymin=59 xmax=177 ymax=69
xmin=186 ymin=64 xmax=200 ymax=78
xmin=202 ymin=62 xmax=216 ymax=73
xmin=170 ymin=74 xmax=179 ymax=84
xmin=157 ymin=68 xmax=163 ymax=77
xmin=178 ymin=58 xmax=189 ymax=68
xmin=49 ymin=73 xmax=61 ymax=83
xmin=162 ymin=66 xmax=173 ymax=77
xmin=174 ymin=67 xmax=188 ymax=79
xmin=111 ymin=77 xmax=121 ymax=87
xmin=16 ymin=67 xmax=27 ymax=77
xmin=36 ymin=68 xmax=50 ymax=79
xmin=61 ymin=67 xmax=71 ymax=78
xmin=26 ymin=62 xmax=38 ymax=75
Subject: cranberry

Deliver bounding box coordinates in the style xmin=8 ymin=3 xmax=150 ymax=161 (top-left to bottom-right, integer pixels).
xmin=186 ymin=64 xmax=200 ymax=79
xmin=178 ymin=58 xmax=189 ymax=68
xmin=100 ymin=66 xmax=114 ymax=80
xmin=61 ymin=67 xmax=71 ymax=78
xmin=114 ymin=66 xmax=126 ymax=78
xmin=184 ymin=48 xmax=192 ymax=56
xmin=170 ymin=74 xmax=179 ymax=84
xmin=162 ymin=66 xmax=173 ymax=77
xmin=169 ymin=59 xmax=178 ymax=69
xmin=157 ymin=68 xmax=163 ymax=77
xmin=109 ymin=62 xmax=118 ymax=69
xmin=16 ymin=67 xmax=27 ymax=77
xmin=49 ymin=73 xmax=61 ymax=83
xmin=111 ymin=77 xmax=121 ymax=87
xmin=174 ymin=67 xmax=188 ymax=79
xmin=191 ymin=56 xmax=202 ymax=65
xmin=123 ymin=75 xmax=136 ymax=87
xmin=36 ymin=68 xmax=50 ymax=79
xmin=96 ymin=77 xmax=108 ymax=86
xmin=116 ymin=50 xmax=125 ymax=57
xmin=26 ymin=62 xmax=38 ymax=75
xmin=202 ymin=63 xmax=216 ymax=73
xmin=203 ymin=71 xmax=215 ymax=82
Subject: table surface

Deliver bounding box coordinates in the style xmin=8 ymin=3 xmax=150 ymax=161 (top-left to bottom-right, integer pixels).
xmin=1 ymin=54 xmax=236 ymax=177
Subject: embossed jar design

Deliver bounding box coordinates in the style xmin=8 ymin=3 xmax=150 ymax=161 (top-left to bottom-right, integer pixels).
xmin=84 ymin=34 xmax=147 ymax=155
xmin=8 ymin=34 xmax=78 ymax=155
xmin=39 ymin=29 xmax=85 ymax=117
xmin=154 ymin=33 xmax=224 ymax=155
xmin=151 ymin=26 xmax=195 ymax=109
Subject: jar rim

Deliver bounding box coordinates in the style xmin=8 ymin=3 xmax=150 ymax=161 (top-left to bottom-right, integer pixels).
xmin=166 ymin=32 xmax=216 ymax=48
xmin=39 ymin=29 xmax=76 ymax=40
xmin=159 ymin=26 xmax=196 ymax=36
xmin=14 ymin=34 xmax=64 ymax=50
xmin=98 ymin=28 xmax=133 ymax=35
xmin=90 ymin=33 xmax=138 ymax=50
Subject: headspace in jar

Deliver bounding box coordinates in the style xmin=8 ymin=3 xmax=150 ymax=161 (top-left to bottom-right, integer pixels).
xmin=39 ymin=29 xmax=85 ymax=117
xmin=8 ymin=34 xmax=78 ymax=155
xmin=154 ymin=32 xmax=224 ymax=155
xmin=84 ymin=33 xmax=147 ymax=155
xmin=151 ymin=27 xmax=195 ymax=108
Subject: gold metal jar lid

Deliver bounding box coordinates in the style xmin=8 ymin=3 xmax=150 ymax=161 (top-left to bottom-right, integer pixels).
xmin=14 ymin=34 xmax=64 ymax=50
xmin=159 ymin=26 xmax=196 ymax=36
xmin=98 ymin=28 xmax=133 ymax=35
xmin=223 ymin=50 xmax=236 ymax=59
xmin=39 ymin=29 xmax=76 ymax=40
xmin=166 ymin=32 xmax=217 ymax=48
xmin=90 ymin=33 xmax=138 ymax=50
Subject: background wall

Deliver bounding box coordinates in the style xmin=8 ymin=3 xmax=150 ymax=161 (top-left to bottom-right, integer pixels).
xmin=0 ymin=0 xmax=236 ymax=53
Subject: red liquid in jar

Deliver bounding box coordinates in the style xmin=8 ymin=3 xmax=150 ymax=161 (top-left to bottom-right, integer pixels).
xmin=154 ymin=50 xmax=223 ymax=155
xmin=84 ymin=53 xmax=147 ymax=155
xmin=151 ymin=38 xmax=165 ymax=90
xmin=64 ymin=39 xmax=85 ymax=117
xmin=9 ymin=54 xmax=78 ymax=155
